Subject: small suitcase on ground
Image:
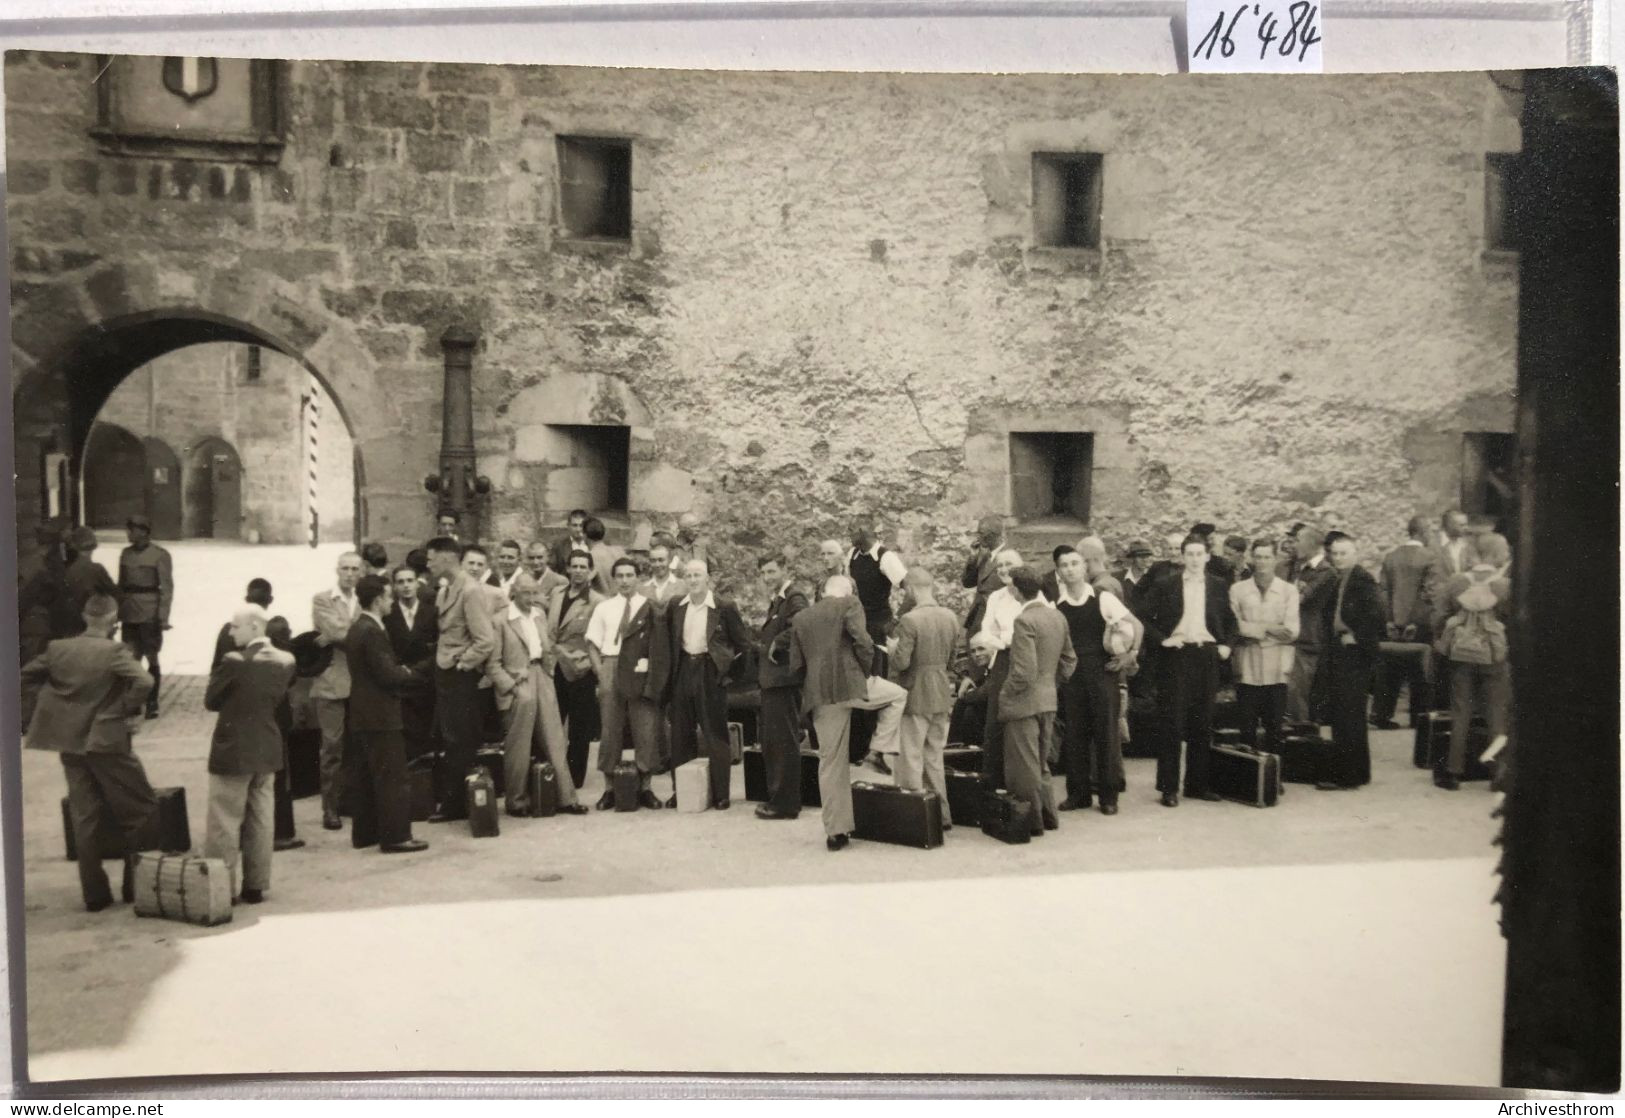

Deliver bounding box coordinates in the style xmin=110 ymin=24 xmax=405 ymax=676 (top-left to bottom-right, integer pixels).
xmin=132 ymin=852 xmax=233 ymax=926
xmin=945 ymin=769 xmax=984 ymax=828
xmin=71 ymin=786 xmax=192 ymax=859
xmin=1275 ymin=730 xmax=1321 ymax=785
xmin=474 ymin=747 xmax=505 ymax=799
xmin=527 ymin=760 xmax=559 ymax=818
xmin=613 ymin=761 xmax=642 ymax=811
xmin=979 ymin=789 xmax=1033 ymax=845
xmin=1422 ymin=713 xmax=1493 ymax=781
xmin=407 ymin=756 xmax=436 ymax=823
xmin=728 ymin=722 xmax=745 ymax=764
xmin=1210 ymin=742 xmax=1281 ymax=807
xmin=852 ymin=782 xmax=944 ymax=849
xmin=287 ymin=726 xmax=322 ymax=799
xmin=674 ymin=758 xmax=710 ymax=813
xmin=944 ymin=745 xmax=984 ymax=774
xmin=465 ymin=768 xmax=500 ymax=838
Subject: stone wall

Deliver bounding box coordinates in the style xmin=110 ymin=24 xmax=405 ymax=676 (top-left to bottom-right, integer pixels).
xmin=7 ymin=54 xmax=1518 ymax=607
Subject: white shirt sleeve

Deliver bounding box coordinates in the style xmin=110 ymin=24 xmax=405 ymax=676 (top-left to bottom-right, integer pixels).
xmin=1098 ymin=590 xmax=1132 ymax=626
xmin=879 ymin=549 xmax=908 ymax=587
xmin=584 ymin=599 xmax=614 ymax=653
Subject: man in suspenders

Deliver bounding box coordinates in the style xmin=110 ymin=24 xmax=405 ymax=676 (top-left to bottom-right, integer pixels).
xmin=846 ymin=519 xmax=907 ymax=772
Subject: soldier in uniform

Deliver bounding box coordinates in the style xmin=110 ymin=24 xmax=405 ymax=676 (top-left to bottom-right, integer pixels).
xmin=116 ymin=515 xmax=173 ymax=720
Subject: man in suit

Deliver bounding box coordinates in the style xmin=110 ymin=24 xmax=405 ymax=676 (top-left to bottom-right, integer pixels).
xmin=21 ymin=594 xmax=155 ymax=911
xmin=461 ymin=545 xmax=508 ymax=744
xmin=755 ymin=554 xmax=810 ymax=821
xmin=1318 ymin=532 xmax=1387 ymax=790
xmin=888 ymin=567 xmax=960 ymax=826
xmin=1052 ymin=547 xmax=1137 ymax=816
xmin=999 ymin=567 xmax=1078 ymax=836
xmin=202 ymin=604 xmax=297 ymax=903
xmin=789 ymin=575 xmax=909 ymax=850
xmin=641 ymin=541 xmax=685 ymax=609
xmin=435 ymin=511 xmax=461 ymax=540
xmin=1117 ymin=539 xmax=1157 ymax=609
xmin=549 ymin=508 xmax=590 ymax=575
xmin=665 ymin=558 xmax=752 ymax=810
xmin=311 ymin=551 xmax=363 ymax=831
xmin=1372 ymin=514 xmax=1438 ymax=730
xmin=61 ymin=526 xmax=119 ymax=634
xmin=544 ymin=550 xmax=605 ymax=789
xmin=116 ymin=515 xmax=172 ymax=719
xmin=1280 ymin=523 xmax=1336 ymax=725
xmin=361 ymin=542 xmax=390 ymax=579
xmin=488 ymin=540 xmax=525 ymax=599
xmin=212 ymin=578 xmax=274 ymax=669
xmin=425 ymin=537 xmax=495 ymax=822
xmin=383 ymin=565 xmax=439 ymax=761
xmin=586 ymin=557 xmax=667 ymax=810
xmin=960 ymin=515 xmax=1006 ymax=635
xmin=523 ymin=541 xmax=568 ymax=601
xmin=1139 ymin=534 xmax=1239 ymax=806
xmin=490 ymin=572 xmax=590 ymax=816
xmin=341 ymin=575 xmax=429 ymax=852
xmin=1435 ymin=508 xmax=1473 ymax=580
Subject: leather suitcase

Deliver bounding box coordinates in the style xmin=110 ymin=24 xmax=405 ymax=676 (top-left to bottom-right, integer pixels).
xmin=613 ymin=761 xmax=642 ymax=811
xmin=674 ymin=758 xmax=710 ymax=813
xmin=1275 ymin=730 xmax=1322 ymax=785
xmin=287 ymin=726 xmax=322 ymax=799
xmin=947 ymin=695 xmax=985 ymax=747
xmin=62 ymin=785 xmax=188 ymax=861
xmin=979 ymin=789 xmax=1033 ymax=844
xmin=1210 ymin=742 xmax=1280 ymax=807
xmin=465 ymin=769 xmax=500 ymax=838
xmin=527 ymin=760 xmax=559 ymax=818
xmin=1421 ymin=713 xmax=1493 ymax=781
xmin=945 ymin=769 xmax=984 ymax=828
xmin=474 ymin=747 xmax=506 ymax=799
xmin=852 ymin=782 xmax=944 ymax=849
xmin=407 ymin=756 xmax=436 ymax=823
xmin=1212 ymin=685 xmax=1240 ymax=731
xmin=943 ymin=745 xmax=983 ymax=774
xmin=132 ymin=852 xmax=233 ymax=926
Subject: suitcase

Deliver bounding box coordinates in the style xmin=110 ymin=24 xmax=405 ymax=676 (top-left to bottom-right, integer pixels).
xmin=474 ymin=747 xmax=505 ymax=799
xmin=947 ymin=695 xmax=985 ymax=747
xmin=62 ymin=785 xmax=189 ymax=862
xmin=132 ymin=852 xmax=233 ymax=926
xmin=1275 ymin=730 xmax=1322 ymax=785
xmin=945 ymin=769 xmax=984 ymax=828
xmin=287 ymin=726 xmax=322 ymax=799
xmin=852 ymin=782 xmax=944 ymax=849
xmin=1421 ymin=713 xmax=1493 ymax=781
xmin=943 ymin=745 xmax=984 ymax=774
xmin=674 ymin=758 xmax=710 ymax=813
xmin=1212 ymin=728 xmax=1245 ymax=746
xmin=742 ymin=747 xmax=823 ymax=807
xmin=407 ymin=756 xmax=436 ymax=823
xmin=979 ymin=789 xmax=1033 ymax=844
xmin=727 ymin=722 xmax=745 ymax=765
xmin=527 ymin=760 xmax=559 ymax=818
xmin=1212 ymin=687 xmax=1240 ymax=732
xmin=1210 ymin=742 xmax=1280 ymax=807
xmin=465 ymin=768 xmax=500 ymax=838
xmin=612 ymin=761 xmax=642 ymax=811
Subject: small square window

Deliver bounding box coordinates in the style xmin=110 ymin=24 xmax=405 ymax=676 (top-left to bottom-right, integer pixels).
xmin=1033 ymin=152 xmax=1103 ymax=249
xmin=548 ymin=424 xmax=630 ymax=511
xmin=557 ymin=136 xmax=632 ymax=241
xmin=244 ymin=345 xmax=262 ymax=382
xmin=1485 ymin=152 xmax=1521 ymax=252
xmin=1009 ymin=431 xmax=1094 ymax=523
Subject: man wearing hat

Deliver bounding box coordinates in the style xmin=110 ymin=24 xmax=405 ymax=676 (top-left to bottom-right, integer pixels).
xmin=117 ymin=516 xmax=173 ymax=720
xmin=61 ymin=526 xmax=118 ymax=635
xmin=22 ymin=594 xmax=157 ymax=912
xmin=1117 ymin=539 xmax=1157 ymax=612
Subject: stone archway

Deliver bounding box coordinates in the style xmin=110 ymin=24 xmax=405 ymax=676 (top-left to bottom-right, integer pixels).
xmin=82 ymin=421 xmax=147 ymax=531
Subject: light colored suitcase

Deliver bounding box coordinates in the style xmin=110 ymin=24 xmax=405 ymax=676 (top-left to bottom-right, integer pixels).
xmin=674 ymin=758 xmax=710 ymax=813
xmin=132 ymin=852 xmax=234 ymax=926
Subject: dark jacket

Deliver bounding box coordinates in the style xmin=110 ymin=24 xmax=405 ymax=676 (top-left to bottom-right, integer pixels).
xmin=758 ymin=583 xmax=810 ymax=690
xmin=1279 ymin=553 xmax=1338 ymax=649
xmin=204 ymin=638 xmax=296 ymax=775
xmin=1137 ymin=569 xmax=1240 ymax=649
xmin=383 ymin=598 xmax=439 ymax=670
xmin=1320 ymin=565 xmax=1387 ymax=657
xmin=611 ymin=596 xmax=669 ymax=703
xmin=665 ymin=592 xmax=752 ymax=685
xmin=342 ymin=613 xmax=424 ymax=733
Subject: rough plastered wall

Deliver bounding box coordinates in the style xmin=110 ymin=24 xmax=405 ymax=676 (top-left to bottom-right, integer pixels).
xmin=6 ymin=55 xmax=1517 ymax=606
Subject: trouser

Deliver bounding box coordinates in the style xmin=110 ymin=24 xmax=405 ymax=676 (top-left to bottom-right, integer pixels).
xmin=760 ymin=684 xmax=805 ymax=816
xmin=502 ymin=664 xmax=581 ymax=809
xmin=121 ymin=619 xmax=163 ymax=711
xmin=313 ymin=697 xmax=347 ymax=817
xmin=1155 ymin=644 xmax=1220 ymax=796
xmin=554 ymin=667 xmax=599 ymax=789
xmin=1059 ymin=661 xmax=1120 ymax=806
xmin=1236 ymin=682 xmax=1288 ymax=753
xmin=981 ymin=651 xmax=1011 ymax=788
xmin=1448 ymin=660 xmax=1511 ymax=776
xmin=1372 ymin=643 xmax=1432 ymax=725
xmin=1323 ymin=642 xmax=1374 ymax=787
xmin=596 ymin=657 xmax=660 ymax=782
xmin=273 ymin=759 xmax=296 ymax=841
xmin=896 ymin=711 xmax=953 ymax=826
xmin=401 ymin=689 xmax=436 ymax=761
xmin=60 ymin=752 xmax=156 ymax=909
xmin=344 ymin=729 xmax=413 ymax=847
xmin=1001 ymin=713 xmax=1055 ymax=835
xmin=204 ymin=771 xmax=274 ymax=895
xmin=1285 ymin=647 xmax=1324 ymax=725
xmin=434 ymin=665 xmax=484 ymax=815
xmin=810 ymin=675 xmax=909 ymax=837
xmin=670 ymin=654 xmax=732 ymax=806
xmin=848 ymin=635 xmax=892 ymax=761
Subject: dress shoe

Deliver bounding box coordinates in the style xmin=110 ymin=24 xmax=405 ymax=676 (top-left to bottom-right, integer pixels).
xmin=506 ymin=804 xmax=531 ymax=818
xmin=826 ymin=833 xmax=850 ymax=852
xmin=1434 ymin=774 xmax=1461 ymax=791
xmin=1100 ymin=802 xmax=1119 ymax=815
xmin=322 ymin=813 xmax=343 ymax=831
xmin=426 ymin=811 xmax=461 ymax=824
xmin=638 ymin=791 xmax=663 ymax=810
xmin=381 ymin=839 xmax=430 ymax=853
xmin=1195 ymin=791 xmax=1223 ymax=802
xmin=560 ymin=804 xmax=589 ymax=815
xmin=713 ymin=798 xmax=731 ymax=811
xmin=274 ymin=837 xmax=306 ymax=852
xmin=1042 ymin=815 xmax=1059 ymax=831
xmin=144 ymin=706 xmax=159 ymax=721
xmin=1315 ymin=781 xmax=1341 ymax=791
xmin=239 ymin=888 xmax=265 ymax=904
xmin=665 ymin=794 xmax=678 ymax=809
xmin=755 ymin=805 xmax=796 ymax=820
xmin=1160 ymin=792 xmax=1179 ymax=808
xmin=85 ymin=898 xmax=114 ymax=913
xmin=1058 ymin=798 xmax=1088 ymax=812
xmin=860 ymin=754 xmax=892 ymax=776
xmin=1370 ymin=718 xmax=1401 ymax=731
xmin=595 ymin=791 xmax=616 ymax=811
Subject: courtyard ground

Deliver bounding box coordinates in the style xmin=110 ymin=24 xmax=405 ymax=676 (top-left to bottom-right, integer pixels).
xmin=24 ymin=541 xmax=1504 ymax=1088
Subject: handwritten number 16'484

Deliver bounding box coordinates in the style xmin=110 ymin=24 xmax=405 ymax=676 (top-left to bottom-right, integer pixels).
xmin=1194 ymin=1 xmax=1322 ymax=64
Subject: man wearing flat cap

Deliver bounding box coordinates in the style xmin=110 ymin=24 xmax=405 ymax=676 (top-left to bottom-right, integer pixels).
xmin=117 ymin=516 xmax=172 ymax=720
xmin=1118 ymin=539 xmax=1157 ymax=613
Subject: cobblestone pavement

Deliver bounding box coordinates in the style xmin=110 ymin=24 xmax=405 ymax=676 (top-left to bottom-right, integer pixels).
xmin=21 ymin=674 xmax=1503 ymax=1087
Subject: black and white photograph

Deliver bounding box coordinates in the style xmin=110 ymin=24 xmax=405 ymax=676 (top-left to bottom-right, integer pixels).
xmin=2 ymin=38 xmax=1617 ymax=1096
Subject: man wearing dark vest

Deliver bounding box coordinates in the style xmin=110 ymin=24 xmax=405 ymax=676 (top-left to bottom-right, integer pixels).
xmin=846 ymin=520 xmax=907 ymax=771
xmin=1052 ymin=546 xmax=1138 ymax=815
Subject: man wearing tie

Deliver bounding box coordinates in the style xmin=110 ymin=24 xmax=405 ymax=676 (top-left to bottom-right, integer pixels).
xmin=311 ymin=551 xmax=363 ymax=831
xmin=489 ymin=572 xmax=588 ymax=816
xmin=754 ymin=555 xmax=810 ymax=821
xmin=383 ymin=565 xmax=438 ymax=761
xmin=1318 ymin=532 xmax=1386 ymax=790
xmin=425 ymin=538 xmax=496 ymax=822
xmin=585 ymin=558 xmax=666 ymax=810
xmin=665 ymin=558 xmax=751 ymax=810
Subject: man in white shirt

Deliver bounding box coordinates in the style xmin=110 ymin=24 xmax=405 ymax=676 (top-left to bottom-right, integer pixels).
xmin=310 ymin=551 xmax=363 ymax=831
xmin=1052 ymin=546 xmax=1139 ymax=815
xmin=976 ymin=548 xmax=1034 ymax=791
xmin=846 ymin=520 xmax=908 ymax=772
xmin=664 ymin=559 xmax=751 ymax=809
xmin=489 ymin=573 xmax=588 ymax=816
xmin=641 ymin=541 xmax=685 ymax=609
xmin=585 ymin=558 xmax=664 ymax=810
xmin=488 ymin=540 xmax=525 ymax=598
xmin=523 ymin=541 xmax=567 ymax=601
xmin=1228 ymin=538 xmax=1300 ymax=756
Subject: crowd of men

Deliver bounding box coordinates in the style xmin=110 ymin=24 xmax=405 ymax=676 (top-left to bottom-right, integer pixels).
xmin=20 ymin=504 xmax=1513 ymax=911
